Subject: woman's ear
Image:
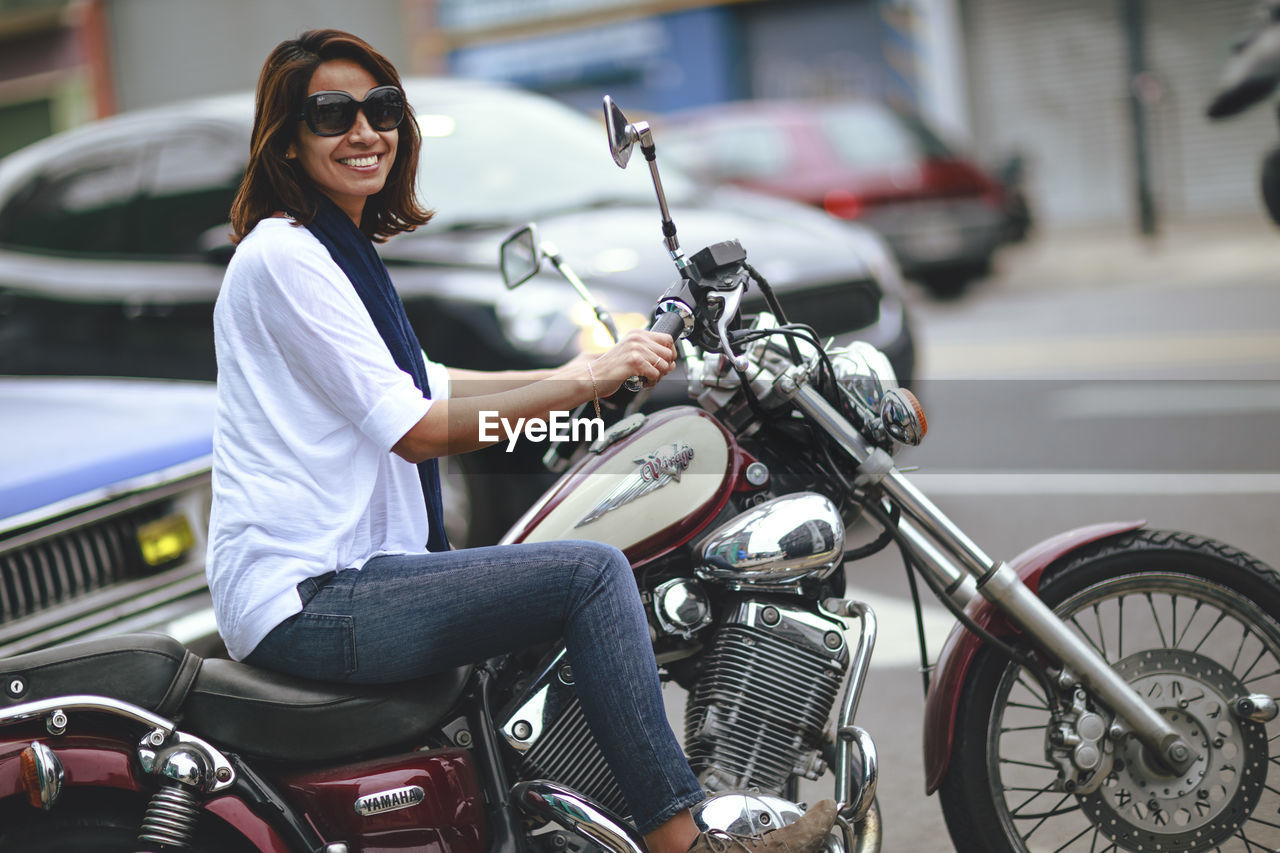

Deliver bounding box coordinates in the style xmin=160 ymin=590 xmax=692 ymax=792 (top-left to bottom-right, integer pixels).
xmin=284 ymin=144 xmax=297 ymax=160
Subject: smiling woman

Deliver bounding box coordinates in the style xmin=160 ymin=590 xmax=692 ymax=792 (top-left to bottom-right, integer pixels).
xmin=202 ymin=29 xmax=837 ymax=853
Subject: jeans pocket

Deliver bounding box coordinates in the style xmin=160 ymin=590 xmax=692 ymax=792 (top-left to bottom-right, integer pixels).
xmin=254 ymin=612 xmax=358 ymax=681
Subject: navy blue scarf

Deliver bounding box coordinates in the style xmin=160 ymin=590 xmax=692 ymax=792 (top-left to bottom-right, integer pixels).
xmin=305 ymin=196 xmax=450 ymax=553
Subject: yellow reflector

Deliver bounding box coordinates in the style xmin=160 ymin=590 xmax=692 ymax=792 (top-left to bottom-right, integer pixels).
xmin=19 ymin=746 xmax=42 ymax=809
xmin=136 ymin=514 xmax=195 ymax=566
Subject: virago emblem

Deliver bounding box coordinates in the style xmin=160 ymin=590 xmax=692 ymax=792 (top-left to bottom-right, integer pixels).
xmin=576 ymin=441 xmax=696 ymax=527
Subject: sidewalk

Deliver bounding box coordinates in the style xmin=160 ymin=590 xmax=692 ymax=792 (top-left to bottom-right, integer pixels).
xmin=984 ymin=215 xmax=1280 ymax=293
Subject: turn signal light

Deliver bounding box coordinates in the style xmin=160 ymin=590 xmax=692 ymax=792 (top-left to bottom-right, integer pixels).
xmin=19 ymin=741 xmax=63 ymax=810
xmin=880 ymin=388 xmax=927 ymax=446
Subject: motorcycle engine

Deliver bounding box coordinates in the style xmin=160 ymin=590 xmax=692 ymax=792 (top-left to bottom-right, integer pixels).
xmin=499 ymin=592 xmax=849 ymax=820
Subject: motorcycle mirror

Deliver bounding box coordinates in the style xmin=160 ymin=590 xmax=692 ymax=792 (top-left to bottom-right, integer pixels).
xmin=1262 ymin=144 xmax=1280 ymax=227
xmin=499 ymin=224 xmax=543 ymax=289
xmin=1207 ymin=3 xmax=1280 ymax=119
xmin=604 ymin=95 xmax=638 ymax=169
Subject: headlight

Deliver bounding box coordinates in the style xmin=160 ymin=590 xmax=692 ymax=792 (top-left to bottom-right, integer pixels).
xmin=829 ymin=341 xmax=896 ymax=409
xmin=497 ymin=293 xmax=650 ymax=358
xmin=570 ymin=302 xmax=649 ymax=354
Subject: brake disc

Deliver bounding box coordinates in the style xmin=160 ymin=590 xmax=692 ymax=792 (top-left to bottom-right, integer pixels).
xmin=1078 ymin=649 xmax=1268 ymax=851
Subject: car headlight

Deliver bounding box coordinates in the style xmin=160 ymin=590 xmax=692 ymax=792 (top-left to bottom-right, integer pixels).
xmin=496 ymin=292 xmax=649 ymax=358
xmin=570 ymin=302 xmax=649 ymax=354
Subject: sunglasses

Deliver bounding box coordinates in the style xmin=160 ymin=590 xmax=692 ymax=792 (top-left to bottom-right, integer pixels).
xmin=298 ymin=85 xmax=405 ymax=137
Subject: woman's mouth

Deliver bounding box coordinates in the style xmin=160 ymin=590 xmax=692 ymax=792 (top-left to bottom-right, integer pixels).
xmin=339 ymin=154 xmax=380 ymax=168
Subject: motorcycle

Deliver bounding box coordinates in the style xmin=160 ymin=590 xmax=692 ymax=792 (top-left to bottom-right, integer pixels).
xmin=1208 ymin=0 xmax=1280 ymax=224
xmin=1 ymin=96 xmax=1279 ymax=853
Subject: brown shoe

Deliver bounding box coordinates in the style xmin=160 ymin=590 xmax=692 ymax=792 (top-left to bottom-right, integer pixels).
xmin=687 ymin=800 xmax=838 ymax=853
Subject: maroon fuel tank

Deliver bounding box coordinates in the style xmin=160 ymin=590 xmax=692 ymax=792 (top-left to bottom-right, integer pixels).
xmin=504 ymin=407 xmax=756 ymax=567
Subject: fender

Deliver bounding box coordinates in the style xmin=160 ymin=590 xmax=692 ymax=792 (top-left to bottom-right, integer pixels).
xmin=0 ymin=734 xmax=290 ymax=852
xmin=921 ymin=520 xmax=1145 ymax=794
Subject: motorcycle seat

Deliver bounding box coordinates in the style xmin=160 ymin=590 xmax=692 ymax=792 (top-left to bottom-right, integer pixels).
xmin=181 ymin=657 xmax=472 ymax=762
xmin=0 ymin=633 xmax=199 ymax=718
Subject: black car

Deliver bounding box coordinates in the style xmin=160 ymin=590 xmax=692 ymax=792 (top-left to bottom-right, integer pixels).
xmin=0 ymin=78 xmax=915 ymax=545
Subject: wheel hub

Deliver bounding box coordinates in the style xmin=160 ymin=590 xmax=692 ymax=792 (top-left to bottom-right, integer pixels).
xmin=1079 ymin=649 xmax=1267 ymax=851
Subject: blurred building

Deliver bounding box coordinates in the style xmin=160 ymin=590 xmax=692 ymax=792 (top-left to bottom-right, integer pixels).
xmin=0 ymin=0 xmax=1270 ymax=231
xmin=425 ymin=0 xmax=1275 ymax=230
xmin=0 ymin=0 xmax=111 ymax=159
xmin=964 ymin=0 xmax=1272 ymax=229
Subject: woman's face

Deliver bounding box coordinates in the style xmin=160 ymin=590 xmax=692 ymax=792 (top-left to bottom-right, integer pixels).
xmin=288 ymin=58 xmax=399 ymax=225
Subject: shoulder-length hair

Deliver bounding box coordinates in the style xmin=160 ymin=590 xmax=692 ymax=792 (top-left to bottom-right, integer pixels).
xmin=229 ymin=29 xmax=432 ymax=243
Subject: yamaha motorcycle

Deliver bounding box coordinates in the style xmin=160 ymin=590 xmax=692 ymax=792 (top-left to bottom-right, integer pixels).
xmin=2 ymin=97 xmax=1280 ymax=853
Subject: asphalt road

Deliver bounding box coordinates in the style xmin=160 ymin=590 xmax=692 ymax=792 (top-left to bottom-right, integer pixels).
xmin=855 ymin=270 xmax=1280 ymax=851
xmin=667 ymin=267 xmax=1280 ymax=852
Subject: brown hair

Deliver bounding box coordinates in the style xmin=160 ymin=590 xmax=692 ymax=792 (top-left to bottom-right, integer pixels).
xmin=229 ymin=29 xmax=432 ymax=243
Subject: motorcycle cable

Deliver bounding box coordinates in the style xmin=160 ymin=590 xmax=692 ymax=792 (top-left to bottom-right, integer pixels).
xmin=743 ymin=261 xmax=805 ymax=368
xmin=861 ymin=499 xmax=1056 ymax=699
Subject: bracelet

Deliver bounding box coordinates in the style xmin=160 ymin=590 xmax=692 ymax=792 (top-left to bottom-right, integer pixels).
xmin=585 ymin=359 xmax=602 ymax=419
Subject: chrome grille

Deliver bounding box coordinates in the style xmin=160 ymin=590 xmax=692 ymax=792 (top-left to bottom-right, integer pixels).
xmin=0 ymin=502 xmax=168 ymax=622
xmin=685 ymin=624 xmax=844 ymax=794
xmin=0 ymin=468 xmax=213 ymax=656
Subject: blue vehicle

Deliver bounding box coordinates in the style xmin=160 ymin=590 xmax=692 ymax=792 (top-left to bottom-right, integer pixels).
xmin=0 ymin=377 xmax=218 ymax=657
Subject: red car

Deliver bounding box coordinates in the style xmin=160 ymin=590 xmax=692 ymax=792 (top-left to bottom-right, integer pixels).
xmin=660 ymin=98 xmax=1010 ymax=295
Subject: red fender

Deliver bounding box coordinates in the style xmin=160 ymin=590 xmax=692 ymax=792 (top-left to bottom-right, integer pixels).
xmin=921 ymin=521 xmax=1146 ymax=794
xmin=0 ymin=734 xmax=291 ymax=851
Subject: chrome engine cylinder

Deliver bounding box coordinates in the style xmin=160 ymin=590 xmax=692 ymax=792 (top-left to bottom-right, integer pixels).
xmin=685 ymin=600 xmax=848 ymax=793
xmin=502 ymin=599 xmax=849 ymax=816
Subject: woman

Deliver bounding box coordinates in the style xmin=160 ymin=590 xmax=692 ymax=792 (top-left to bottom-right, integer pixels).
xmin=207 ymin=29 xmax=835 ymax=853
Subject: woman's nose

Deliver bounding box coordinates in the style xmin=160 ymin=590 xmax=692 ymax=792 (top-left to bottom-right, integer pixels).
xmin=347 ymin=110 xmax=377 ymax=142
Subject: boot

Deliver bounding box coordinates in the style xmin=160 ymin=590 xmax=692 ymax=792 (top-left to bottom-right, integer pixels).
xmin=687 ymin=799 xmax=838 ymax=853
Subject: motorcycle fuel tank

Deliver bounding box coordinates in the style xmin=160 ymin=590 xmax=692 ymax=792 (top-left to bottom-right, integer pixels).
xmin=505 ymin=407 xmax=751 ymax=566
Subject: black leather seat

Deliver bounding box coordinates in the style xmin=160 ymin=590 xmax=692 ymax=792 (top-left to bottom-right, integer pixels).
xmin=0 ymin=633 xmax=197 ymax=717
xmin=1 ymin=633 xmax=473 ymax=764
xmin=181 ymin=657 xmax=472 ymax=762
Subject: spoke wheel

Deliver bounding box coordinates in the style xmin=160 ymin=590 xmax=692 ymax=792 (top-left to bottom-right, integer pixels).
xmin=939 ymin=530 xmax=1280 ymax=853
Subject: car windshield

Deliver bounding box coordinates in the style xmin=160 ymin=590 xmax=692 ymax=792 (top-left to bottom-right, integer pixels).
xmin=817 ymin=102 xmax=953 ymax=169
xmin=413 ymin=88 xmax=692 ymax=229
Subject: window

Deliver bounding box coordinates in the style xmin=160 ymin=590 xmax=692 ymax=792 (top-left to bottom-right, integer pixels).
xmin=136 ymin=130 xmax=245 ymax=258
xmin=819 ymin=103 xmax=951 ymax=170
xmin=0 ymin=144 xmax=145 ymax=255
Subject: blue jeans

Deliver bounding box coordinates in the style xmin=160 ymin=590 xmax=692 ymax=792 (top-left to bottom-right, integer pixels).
xmin=244 ymin=540 xmax=704 ymax=834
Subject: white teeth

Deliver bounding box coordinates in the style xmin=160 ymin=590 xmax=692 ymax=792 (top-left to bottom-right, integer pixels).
xmin=341 ymin=155 xmax=378 ymax=167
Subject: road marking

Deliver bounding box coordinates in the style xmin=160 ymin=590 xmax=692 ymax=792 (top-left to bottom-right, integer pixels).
xmin=907 ymin=471 xmax=1280 ymax=495
xmin=1048 ymin=383 xmax=1280 ymax=418
xmin=842 ymin=587 xmax=955 ymax=669
xmin=922 ymin=332 xmax=1280 ymax=379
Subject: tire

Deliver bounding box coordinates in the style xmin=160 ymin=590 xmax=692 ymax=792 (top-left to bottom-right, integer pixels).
xmin=939 ymin=529 xmax=1280 ymax=853
xmin=0 ymin=790 xmax=256 ymax=853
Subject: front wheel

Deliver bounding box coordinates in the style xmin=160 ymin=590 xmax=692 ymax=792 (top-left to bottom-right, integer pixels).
xmin=939 ymin=529 xmax=1280 ymax=853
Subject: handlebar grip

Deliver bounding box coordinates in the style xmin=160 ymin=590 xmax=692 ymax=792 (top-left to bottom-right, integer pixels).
xmin=623 ymin=309 xmax=687 ymax=392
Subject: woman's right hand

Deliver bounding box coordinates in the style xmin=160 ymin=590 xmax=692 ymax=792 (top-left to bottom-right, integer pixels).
xmin=586 ymin=330 xmax=678 ymax=396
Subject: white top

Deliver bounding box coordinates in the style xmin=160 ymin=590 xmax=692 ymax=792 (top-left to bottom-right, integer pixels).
xmin=206 ymin=217 xmax=451 ymax=661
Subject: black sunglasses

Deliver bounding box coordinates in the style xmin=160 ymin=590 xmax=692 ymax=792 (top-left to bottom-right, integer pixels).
xmin=298 ymin=85 xmax=405 ymax=137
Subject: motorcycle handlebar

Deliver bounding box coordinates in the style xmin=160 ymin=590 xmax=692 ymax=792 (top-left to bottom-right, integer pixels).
xmin=623 ymin=308 xmax=688 ymax=392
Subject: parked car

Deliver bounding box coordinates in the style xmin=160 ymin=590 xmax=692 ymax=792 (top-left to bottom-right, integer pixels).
xmin=0 ymin=79 xmax=915 ymax=545
xmin=659 ymin=98 xmax=1009 ymax=295
xmin=0 ymin=377 xmax=219 ymax=657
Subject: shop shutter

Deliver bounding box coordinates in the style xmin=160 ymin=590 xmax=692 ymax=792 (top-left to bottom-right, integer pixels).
xmin=966 ymin=0 xmax=1274 ymax=226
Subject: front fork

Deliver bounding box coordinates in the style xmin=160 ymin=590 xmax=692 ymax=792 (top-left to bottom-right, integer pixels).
xmin=791 ymin=385 xmax=1201 ymax=778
